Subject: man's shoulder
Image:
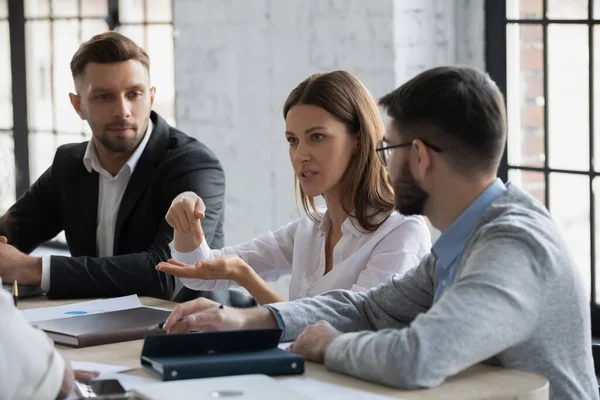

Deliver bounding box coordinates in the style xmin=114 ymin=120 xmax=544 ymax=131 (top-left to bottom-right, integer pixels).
xmin=469 ymin=185 xmax=569 ymax=274
xmin=53 ymin=141 xmax=89 ymax=165
xmin=163 ymin=125 xmax=221 ymax=165
xmin=477 ymin=185 xmax=556 ymax=238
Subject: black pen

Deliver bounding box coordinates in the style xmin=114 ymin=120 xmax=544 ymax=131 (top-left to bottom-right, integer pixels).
xmin=12 ymin=280 xmax=18 ymax=307
xmin=150 ymin=304 xmax=224 ymax=330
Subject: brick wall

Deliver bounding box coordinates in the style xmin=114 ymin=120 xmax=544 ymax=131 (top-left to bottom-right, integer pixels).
xmin=517 ymin=20 xmax=545 ymax=205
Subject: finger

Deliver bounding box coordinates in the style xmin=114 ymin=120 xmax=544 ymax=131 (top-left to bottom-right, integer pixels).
xmin=182 ymin=200 xmax=199 ymax=230
xmin=74 ymin=370 xmax=100 ymax=382
xmin=186 ymin=311 xmax=223 ymax=332
xmin=0 ymin=236 xmax=7 ymax=244
xmin=193 ymin=220 xmax=204 ymax=243
xmin=163 ymin=298 xmax=218 ymax=331
xmin=288 ymin=341 xmax=301 ymax=355
xmin=165 ymin=213 xmax=182 ymax=232
xmin=156 ymin=261 xmax=188 ymax=270
xmin=155 ymin=263 xmax=199 ymax=278
xmin=194 ymin=198 xmax=206 ymax=219
xmin=194 ymin=261 xmax=226 ymax=278
xmin=167 ymin=258 xmax=187 ymax=266
xmin=196 ymin=259 xmax=216 ymax=268
xmin=316 ymin=320 xmax=332 ymax=328
xmin=167 ymin=320 xmax=191 ymax=334
xmin=172 ymin=209 xmax=190 ymax=233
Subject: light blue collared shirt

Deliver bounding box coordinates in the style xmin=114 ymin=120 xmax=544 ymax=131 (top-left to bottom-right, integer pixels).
xmin=432 ymin=178 xmax=508 ymax=301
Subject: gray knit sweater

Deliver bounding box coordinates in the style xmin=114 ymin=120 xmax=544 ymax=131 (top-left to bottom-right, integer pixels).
xmin=269 ymin=185 xmax=599 ymax=399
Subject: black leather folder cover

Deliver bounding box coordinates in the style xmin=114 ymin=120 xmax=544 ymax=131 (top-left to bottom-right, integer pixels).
xmin=140 ymin=328 xmax=304 ymax=381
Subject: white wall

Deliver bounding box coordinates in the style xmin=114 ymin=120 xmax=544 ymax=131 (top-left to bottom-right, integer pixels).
xmin=173 ymin=0 xmax=485 ymax=295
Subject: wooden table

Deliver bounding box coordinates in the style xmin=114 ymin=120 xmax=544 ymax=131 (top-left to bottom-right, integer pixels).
xmin=20 ymin=297 xmax=549 ymax=400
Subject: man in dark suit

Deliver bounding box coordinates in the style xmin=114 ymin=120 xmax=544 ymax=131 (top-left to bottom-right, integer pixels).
xmin=0 ymin=32 xmax=225 ymax=300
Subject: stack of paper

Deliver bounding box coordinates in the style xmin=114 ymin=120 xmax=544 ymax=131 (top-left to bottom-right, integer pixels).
xmin=21 ymin=295 xmax=144 ymax=323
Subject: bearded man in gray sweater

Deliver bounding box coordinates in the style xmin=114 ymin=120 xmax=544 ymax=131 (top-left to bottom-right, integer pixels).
xmin=161 ymin=66 xmax=599 ymax=399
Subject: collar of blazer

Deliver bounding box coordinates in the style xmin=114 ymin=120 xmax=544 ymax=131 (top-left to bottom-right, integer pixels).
xmin=113 ymin=110 xmax=170 ymax=251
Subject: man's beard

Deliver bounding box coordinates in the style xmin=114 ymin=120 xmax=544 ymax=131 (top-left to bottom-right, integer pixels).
xmin=95 ymin=120 xmax=142 ymax=154
xmin=392 ymin=161 xmax=429 ymax=216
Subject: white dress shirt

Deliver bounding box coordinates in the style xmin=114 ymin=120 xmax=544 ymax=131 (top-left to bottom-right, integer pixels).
xmin=173 ymin=210 xmax=431 ymax=300
xmin=41 ymin=120 xmax=154 ymax=291
xmin=0 ymin=278 xmax=66 ymax=400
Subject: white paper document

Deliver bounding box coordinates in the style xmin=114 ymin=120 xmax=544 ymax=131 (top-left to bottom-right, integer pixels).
xmin=71 ymin=361 xmax=133 ymax=376
xmin=21 ymin=294 xmax=143 ymax=323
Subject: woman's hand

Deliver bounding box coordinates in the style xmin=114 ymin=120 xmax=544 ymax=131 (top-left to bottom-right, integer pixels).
xmin=156 ymin=255 xmax=250 ymax=282
xmin=165 ymin=192 xmax=206 ymax=243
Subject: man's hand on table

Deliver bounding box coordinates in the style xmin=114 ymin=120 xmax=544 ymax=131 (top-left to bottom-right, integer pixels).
xmin=0 ymin=235 xmax=43 ymax=286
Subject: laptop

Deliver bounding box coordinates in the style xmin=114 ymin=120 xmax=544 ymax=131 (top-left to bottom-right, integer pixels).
xmin=130 ymin=374 xmax=311 ymax=400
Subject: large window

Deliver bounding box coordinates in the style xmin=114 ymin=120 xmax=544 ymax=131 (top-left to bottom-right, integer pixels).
xmin=2 ymin=0 xmax=174 ymax=245
xmin=0 ymin=0 xmax=14 ymax=212
xmin=486 ymin=0 xmax=600 ymax=332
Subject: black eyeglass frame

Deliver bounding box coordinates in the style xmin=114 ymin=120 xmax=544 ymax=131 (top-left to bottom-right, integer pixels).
xmin=376 ymin=139 xmax=442 ymax=166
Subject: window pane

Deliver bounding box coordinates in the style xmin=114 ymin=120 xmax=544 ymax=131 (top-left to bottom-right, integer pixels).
xmin=26 ymin=20 xmax=54 ymax=131
xmin=547 ymin=0 xmax=588 ymax=19
xmin=120 ymin=0 xmax=145 ymax=23
xmin=594 ymin=27 xmax=600 ymax=172
xmin=147 ymin=25 xmax=175 ymax=125
xmin=146 ymin=0 xmax=171 ymax=22
xmin=28 ymin=131 xmax=56 ymax=183
xmin=507 ymin=24 xmax=545 ymax=167
xmin=506 ymin=0 xmax=543 ymax=19
xmin=0 ymin=21 xmax=12 ymax=129
xmin=0 ymin=0 xmax=7 ymax=19
xmin=508 ymin=169 xmax=546 ymax=207
xmin=595 ymin=0 xmax=600 ymax=18
xmin=594 ymin=177 xmax=600 ymax=304
xmin=81 ymin=19 xmax=108 ymax=43
xmin=550 ymin=173 xmax=591 ymax=302
xmin=55 ymin=131 xmax=84 ymax=147
xmin=0 ymin=132 xmax=15 ymax=213
xmin=117 ymin=25 xmax=145 ymax=50
xmin=53 ymin=20 xmax=86 ymax=134
xmin=51 ymin=0 xmax=77 ymax=18
xmin=81 ymin=0 xmax=107 ymax=17
xmin=25 ymin=0 xmax=50 ymax=18
xmin=548 ymin=24 xmax=589 ymax=170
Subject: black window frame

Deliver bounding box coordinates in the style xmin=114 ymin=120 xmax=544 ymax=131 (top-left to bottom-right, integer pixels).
xmin=485 ymin=0 xmax=600 ymax=335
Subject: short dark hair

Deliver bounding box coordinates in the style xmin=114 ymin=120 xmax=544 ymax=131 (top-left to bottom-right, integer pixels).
xmin=379 ymin=66 xmax=507 ymax=174
xmin=70 ymin=32 xmax=150 ymax=81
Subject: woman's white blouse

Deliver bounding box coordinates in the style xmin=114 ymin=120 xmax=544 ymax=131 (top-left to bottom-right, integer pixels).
xmin=172 ymin=211 xmax=431 ymax=300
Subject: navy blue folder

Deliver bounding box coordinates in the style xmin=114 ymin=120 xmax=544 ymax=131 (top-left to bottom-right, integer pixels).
xmin=140 ymin=328 xmax=304 ymax=381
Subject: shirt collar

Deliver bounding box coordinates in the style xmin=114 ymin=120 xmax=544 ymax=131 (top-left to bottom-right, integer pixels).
xmin=431 ymin=178 xmax=507 ymax=268
xmin=83 ymin=118 xmax=154 ymax=175
xmin=317 ymin=207 xmax=390 ymax=237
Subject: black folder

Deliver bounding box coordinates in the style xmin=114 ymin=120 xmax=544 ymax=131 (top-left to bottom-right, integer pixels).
xmin=140 ymin=328 xmax=304 ymax=381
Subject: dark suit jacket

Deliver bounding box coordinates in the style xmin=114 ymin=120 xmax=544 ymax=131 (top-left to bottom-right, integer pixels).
xmin=0 ymin=111 xmax=225 ymax=300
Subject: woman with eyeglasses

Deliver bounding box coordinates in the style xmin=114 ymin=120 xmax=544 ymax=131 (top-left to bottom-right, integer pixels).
xmin=156 ymin=71 xmax=431 ymax=305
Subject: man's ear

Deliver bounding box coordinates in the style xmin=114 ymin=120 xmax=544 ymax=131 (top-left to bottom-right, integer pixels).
xmin=149 ymin=86 xmax=156 ymax=107
xmin=69 ymin=93 xmax=85 ymax=120
xmin=411 ymin=139 xmax=433 ymax=181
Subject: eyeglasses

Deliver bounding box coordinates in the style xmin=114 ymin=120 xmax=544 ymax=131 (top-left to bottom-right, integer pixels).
xmin=376 ymin=139 xmax=442 ymax=167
